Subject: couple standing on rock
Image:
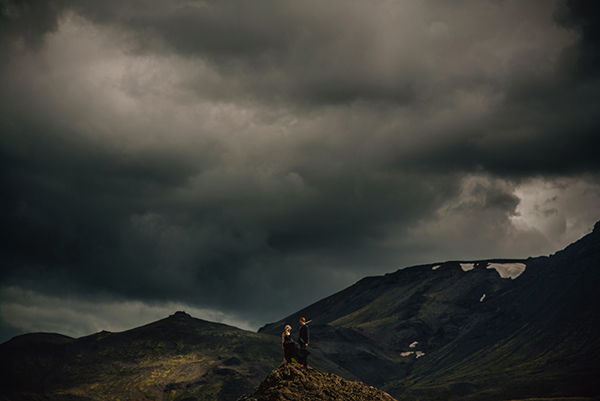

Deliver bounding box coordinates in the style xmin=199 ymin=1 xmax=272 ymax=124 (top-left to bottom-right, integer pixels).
xmin=282 ymin=317 xmax=310 ymax=367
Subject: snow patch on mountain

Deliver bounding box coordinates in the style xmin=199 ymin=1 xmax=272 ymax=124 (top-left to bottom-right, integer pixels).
xmin=460 ymin=263 xmax=475 ymax=272
xmin=402 ymin=342 xmax=425 ymax=358
xmin=457 ymin=262 xmax=526 ymax=279
xmin=401 ymin=351 xmax=425 ymax=358
xmin=487 ymin=263 xmax=526 ymax=279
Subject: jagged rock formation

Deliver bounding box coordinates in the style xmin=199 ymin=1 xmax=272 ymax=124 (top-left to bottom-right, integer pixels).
xmin=238 ymin=365 xmax=397 ymax=401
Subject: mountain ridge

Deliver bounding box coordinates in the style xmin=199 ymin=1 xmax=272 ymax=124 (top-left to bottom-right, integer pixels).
xmin=259 ymin=223 xmax=600 ymax=399
xmin=1 ymin=223 xmax=599 ymax=400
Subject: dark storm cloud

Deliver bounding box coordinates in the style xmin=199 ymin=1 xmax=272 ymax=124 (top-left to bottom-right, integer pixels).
xmin=554 ymin=0 xmax=600 ymax=80
xmin=0 ymin=0 xmax=66 ymax=49
xmin=385 ymin=0 xmax=600 ymax=178
xmin=66 ymin=0 xmax=420 ymax=105
xmin=1 ymin=0 xmax=600 ymax=342
xmin=483 ymin=0 xmax=600 ymax=177
xmin=1 ymin=0 xmax=388 ymax=104
xmin=492 ymin=0 xmax=600 ymax=175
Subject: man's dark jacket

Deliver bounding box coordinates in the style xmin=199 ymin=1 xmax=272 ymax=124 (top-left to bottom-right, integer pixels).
xmin=299 ymin=324 xmax=309 ymax=345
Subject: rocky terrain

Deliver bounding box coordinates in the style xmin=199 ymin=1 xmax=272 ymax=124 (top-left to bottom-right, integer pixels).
xmin=238 ymin=364 xmax=397 ymax=401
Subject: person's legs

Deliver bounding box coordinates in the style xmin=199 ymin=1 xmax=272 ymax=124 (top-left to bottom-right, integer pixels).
xmin=284 ymin=344 xmax=292 ymax=365
xmin=298 ymin=344 xmax=307 ymax=367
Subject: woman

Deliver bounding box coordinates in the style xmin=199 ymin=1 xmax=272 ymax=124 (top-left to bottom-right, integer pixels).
xmin=281 ymin=324 xmax=296 ymax=365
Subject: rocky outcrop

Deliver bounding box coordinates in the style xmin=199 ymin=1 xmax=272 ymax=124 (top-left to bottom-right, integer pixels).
xmin=238 ymin=365 xmax=397 ymax=401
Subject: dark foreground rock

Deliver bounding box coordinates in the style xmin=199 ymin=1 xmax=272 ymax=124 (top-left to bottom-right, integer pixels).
xmin=238 ymin=364 xmax=397 ymax=401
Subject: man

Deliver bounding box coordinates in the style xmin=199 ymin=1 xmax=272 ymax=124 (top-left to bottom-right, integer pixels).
xmin=298 ymin=317 xmax=310 ymax=367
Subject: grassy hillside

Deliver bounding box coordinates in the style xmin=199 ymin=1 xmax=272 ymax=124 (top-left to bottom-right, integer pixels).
xmin=260 ymin=223 xmax=600 ymax=400
xmin=0 ymin=312 xmax=283 ymax=401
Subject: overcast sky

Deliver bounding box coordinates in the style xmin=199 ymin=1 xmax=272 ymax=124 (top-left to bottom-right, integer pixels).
xmin=1 ymin=0 xmax=599 ymax=343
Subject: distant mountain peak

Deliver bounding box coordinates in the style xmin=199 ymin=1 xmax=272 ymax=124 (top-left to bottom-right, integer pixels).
xmin=170 ymin=310 xmax=192 ymax=318
xmin=551 ymin=220 xmax=600 ymax=260
xmin=238 ymin=365 xmax=397 ymax=401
